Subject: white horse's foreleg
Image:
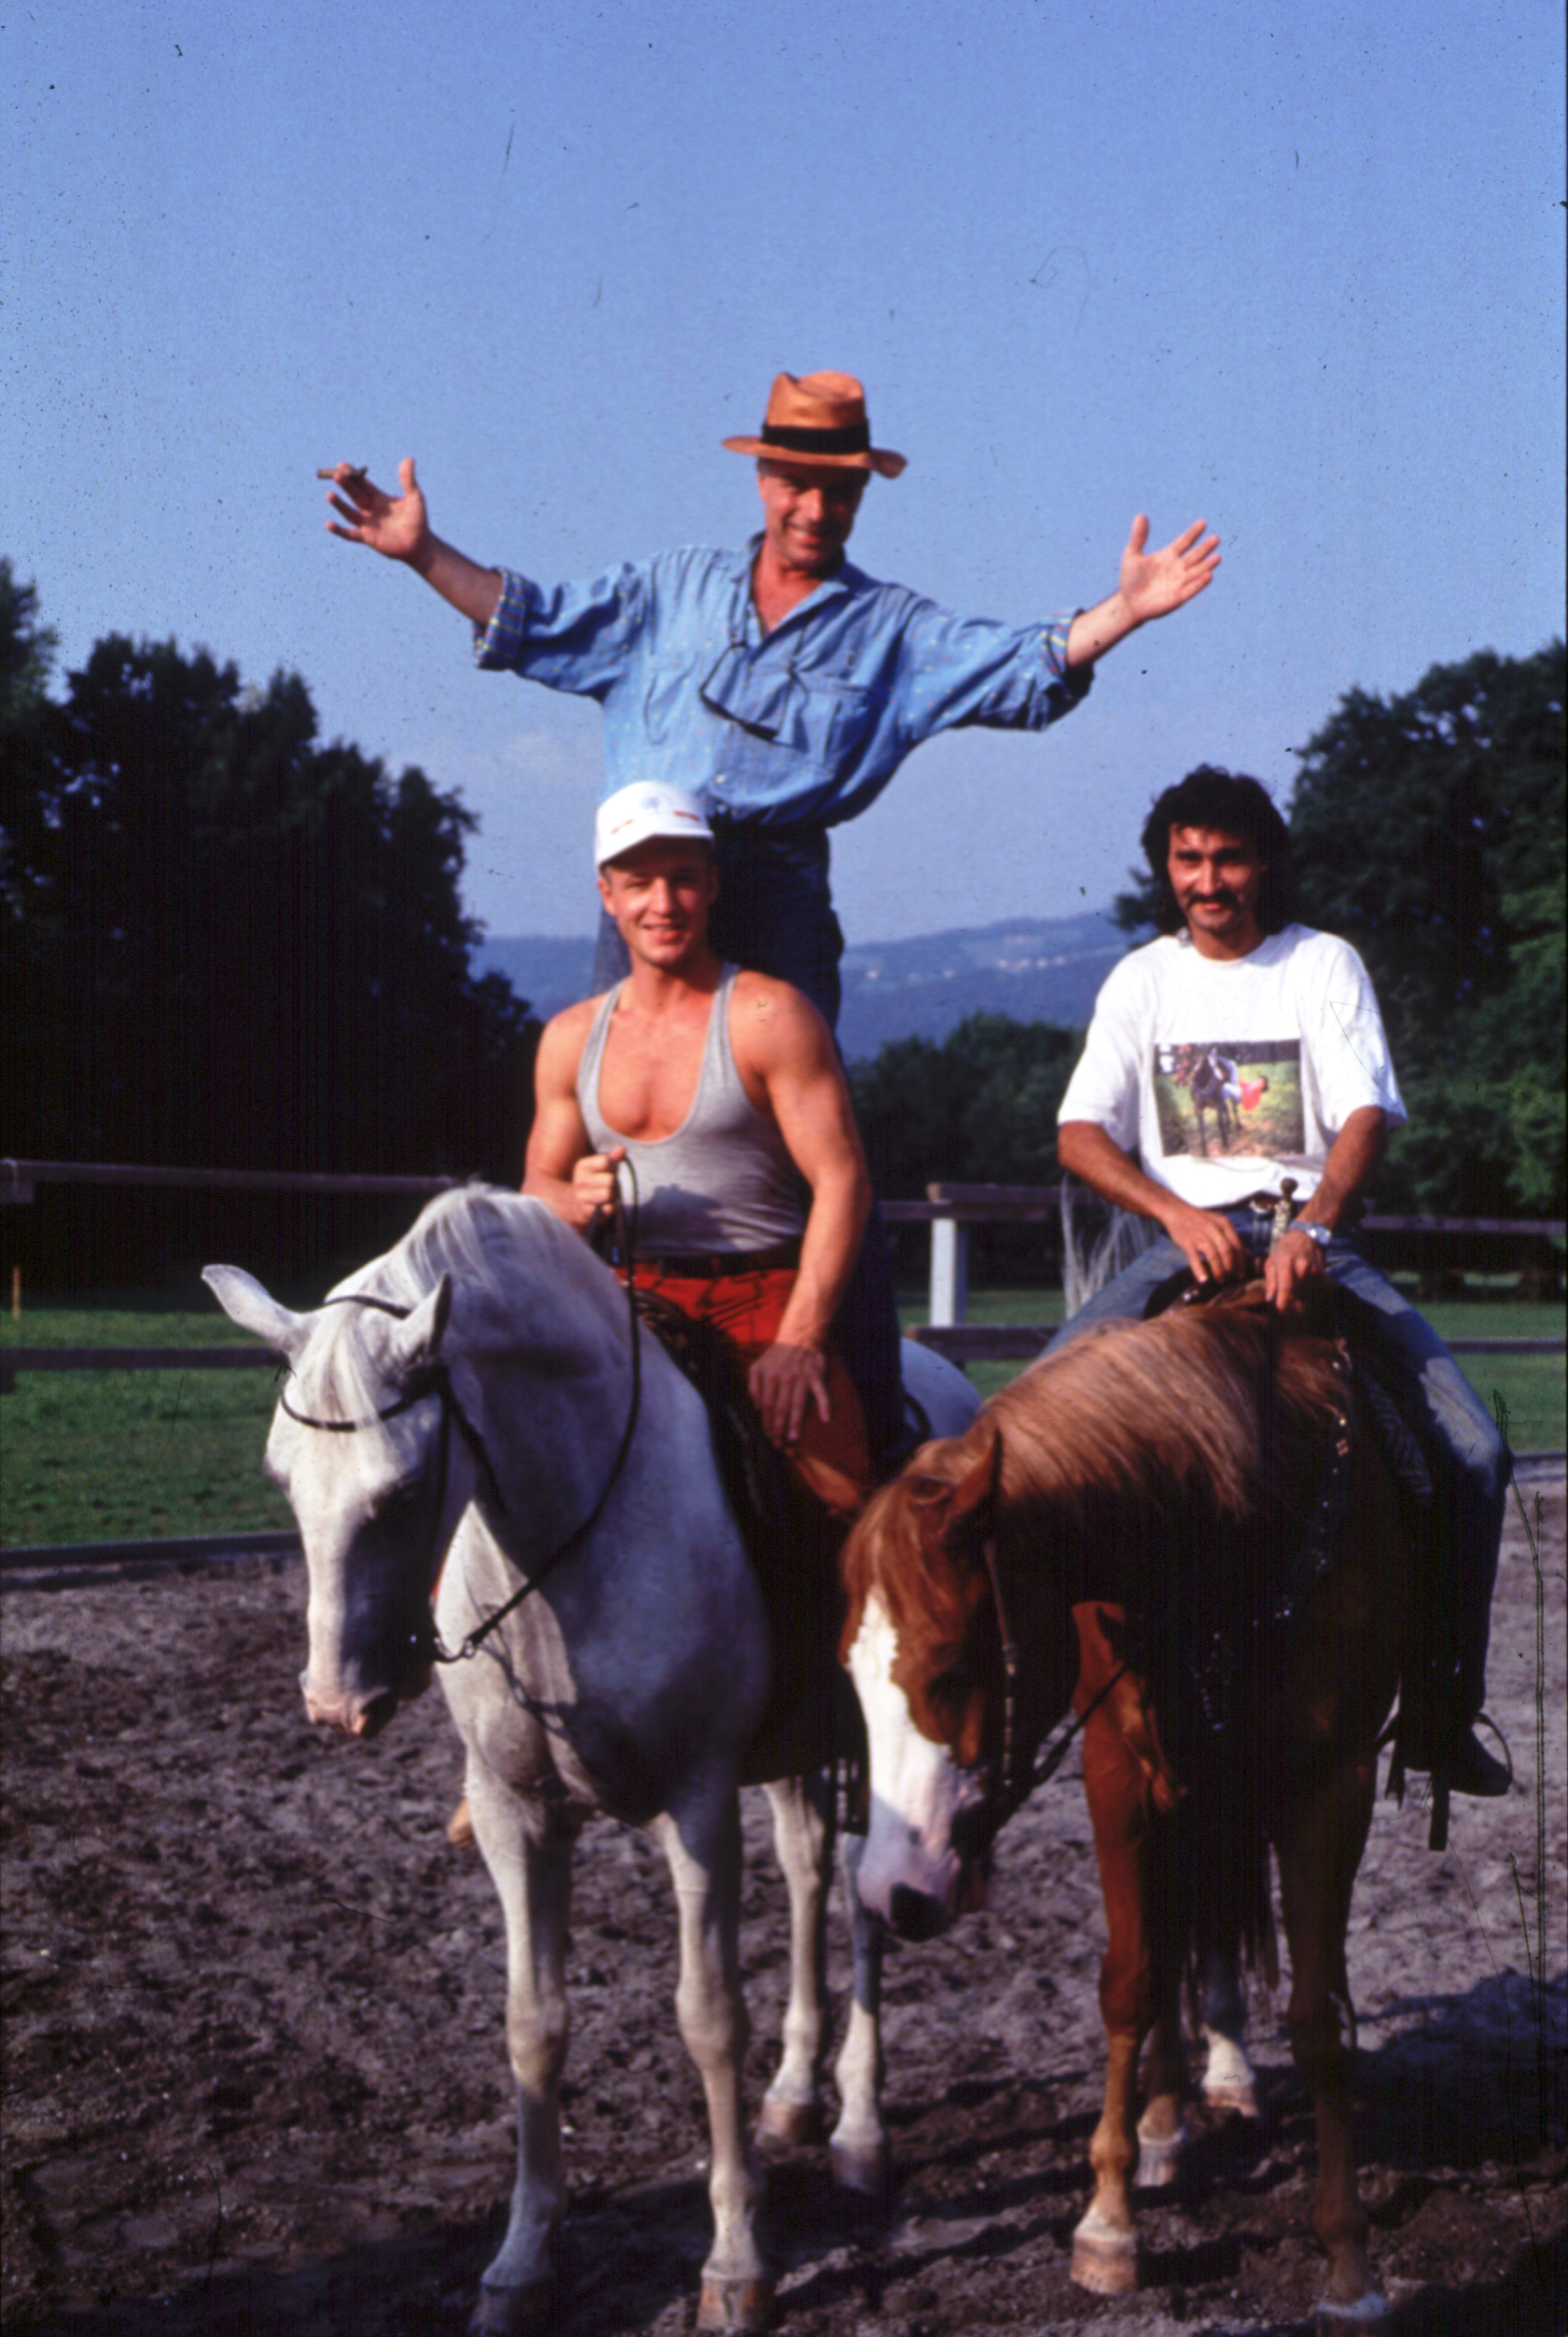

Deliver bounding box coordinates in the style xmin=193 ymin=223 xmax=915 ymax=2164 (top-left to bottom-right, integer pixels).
xmin=828 ymin=1829 xmax=890 ymax=2194
xmin=1198 ymin=1943 xmax=1261 ymax=2119
xmin=756 ymin=1776 xmax=832 ymax=2147
xmin=654 ymin=1798 xmax=771 ymax=2334
xmin=466 ymin=1769 xmax=576 ymax=2335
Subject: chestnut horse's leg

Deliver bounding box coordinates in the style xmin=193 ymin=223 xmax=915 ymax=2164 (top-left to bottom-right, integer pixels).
xmin=1071 ymin=1684 xmax=1161 ymax=2292
xmin=1275 ymin=1752 xmax=1385 ymax=2324
xmin=1136 ymin=1801 xmax=1193 ymax=2189
xmin=756 ymin=1774 xmax=833 ymax=2149
xmin=653 ymin=1793 xmax=772 ymax=2333
xmin=465 ymin=1772 xmax=580 ymax=2335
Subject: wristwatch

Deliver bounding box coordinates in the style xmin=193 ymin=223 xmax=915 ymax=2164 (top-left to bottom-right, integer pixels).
xmin=1291 ymin=1220 xmax=1332 ymax=1249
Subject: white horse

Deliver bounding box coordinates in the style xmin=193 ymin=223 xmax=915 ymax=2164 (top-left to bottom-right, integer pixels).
xmin=205 ymin=1186 xmax=978 ymax=2336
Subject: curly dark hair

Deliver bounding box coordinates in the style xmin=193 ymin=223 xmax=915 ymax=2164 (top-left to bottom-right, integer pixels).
xmin=1140 ymin=766 xmax=1294 ymax=936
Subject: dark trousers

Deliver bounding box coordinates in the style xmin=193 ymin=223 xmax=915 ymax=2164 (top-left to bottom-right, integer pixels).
xmin=591 ymin=819 xmax=907 ymax=1468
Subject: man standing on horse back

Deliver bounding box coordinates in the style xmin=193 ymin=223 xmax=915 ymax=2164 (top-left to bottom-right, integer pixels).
xmin=318 ymin=369 xmax=1220 ymax=1470
xmin=523 ymin=778 xmax=876 ymax=1523
xmin=1053 ymin=766 xmax=1509 ymax=1800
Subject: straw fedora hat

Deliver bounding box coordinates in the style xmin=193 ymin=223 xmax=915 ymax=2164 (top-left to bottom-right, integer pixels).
xmin=723 ymin=370 xmax=907 ymax=478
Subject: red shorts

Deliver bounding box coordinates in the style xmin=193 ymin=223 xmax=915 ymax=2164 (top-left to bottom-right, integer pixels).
xmin=624 ymin=1265 xmax=873 ymax=1520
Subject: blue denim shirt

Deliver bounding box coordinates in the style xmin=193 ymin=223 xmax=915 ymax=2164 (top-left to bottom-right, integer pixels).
xmin=474 ymin=538 xmax=1090 ymax=829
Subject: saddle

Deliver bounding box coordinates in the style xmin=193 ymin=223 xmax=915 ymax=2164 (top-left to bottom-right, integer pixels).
xmin=631 ymin=1290 xmax=867 ymax=1798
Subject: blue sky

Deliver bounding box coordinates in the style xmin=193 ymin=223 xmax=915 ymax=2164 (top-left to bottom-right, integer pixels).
xmin=6 ymin=0 xmax=1563 ymax=943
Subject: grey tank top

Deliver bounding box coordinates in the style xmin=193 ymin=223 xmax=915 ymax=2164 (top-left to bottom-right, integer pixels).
xmin=577 ymin=966 xmax=805 ymax=1253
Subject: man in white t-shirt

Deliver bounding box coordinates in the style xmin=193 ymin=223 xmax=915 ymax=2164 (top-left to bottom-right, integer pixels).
xmin=1055 ymin=767 xmax=1508 ymax=1798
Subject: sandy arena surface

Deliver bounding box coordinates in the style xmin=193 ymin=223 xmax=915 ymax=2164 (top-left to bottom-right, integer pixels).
xmin=2 ymin=1479 xmax=1563 ymax=2337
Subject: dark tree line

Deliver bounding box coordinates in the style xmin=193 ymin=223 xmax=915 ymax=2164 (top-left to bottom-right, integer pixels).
xmin=3 ymin=563 xmax=539 ymax=1288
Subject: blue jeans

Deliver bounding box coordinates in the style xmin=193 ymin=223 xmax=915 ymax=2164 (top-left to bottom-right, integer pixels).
xmin=1050 ymin=1209 xmax=1506 ymax=1720
xmin=592 ymin=822 xmax=906 ymax=1468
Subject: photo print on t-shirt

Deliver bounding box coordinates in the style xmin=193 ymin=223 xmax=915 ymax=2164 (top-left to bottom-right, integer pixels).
xmin=1153 ymin=1041 xmax=1304 ymax=1162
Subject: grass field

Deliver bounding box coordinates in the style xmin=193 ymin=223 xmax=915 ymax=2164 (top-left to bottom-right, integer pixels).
xmin=2 ymin=1287 xmax=1562 ymax=1550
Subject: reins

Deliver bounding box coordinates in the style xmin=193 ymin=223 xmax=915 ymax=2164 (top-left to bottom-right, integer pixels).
xmin=279 ymin=1176 xmax=645 ymax=1665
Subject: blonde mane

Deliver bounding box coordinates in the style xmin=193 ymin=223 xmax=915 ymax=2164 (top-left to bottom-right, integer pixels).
xmin=845 ymin=1294 xmax=1350 ymax=1646
xmin=292 ymin=1186 xmax=622 ymax=1448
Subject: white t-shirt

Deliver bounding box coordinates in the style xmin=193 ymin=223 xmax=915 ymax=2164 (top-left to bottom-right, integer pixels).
xmin=1058 ymin=924 xmax=1407 ymax=1208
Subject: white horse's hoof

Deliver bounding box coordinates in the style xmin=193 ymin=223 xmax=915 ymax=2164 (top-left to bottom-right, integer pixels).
xmin=467 ymin=2278 xmax=556 ymax=2334
xmin=1202 ymin=2075 xmax=1261 ymax=2119
xmin=829 ymin=2135 xmax=891 ymax=2197
xmin=756 ymin=2095 xmax=824 ymax=2149
xmin=1313 ymin=2288 xmax=1390 ymax=2330
xmin=697 ymin=2274 xmax=774 ymax=2331
xmin=1070 ymin=2210 xmax=1142 ymax=2295
xmin=1135 ymin=2127 xmax=1186 ymax=2188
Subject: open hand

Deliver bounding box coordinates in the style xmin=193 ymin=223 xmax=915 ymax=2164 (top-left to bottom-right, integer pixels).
xmin=1117 ymin=513 xmax=1221 ymax=625
xmin=1165 ymin=1199 xmax=1248 ymax=1288
xmin=1264 ymin=1225 xmax=1328 ymax=1313
xmin=317 ymin=457 xmax=429 ymax=563
xmin=748 ymin=1341 xmax=831 ymax=1450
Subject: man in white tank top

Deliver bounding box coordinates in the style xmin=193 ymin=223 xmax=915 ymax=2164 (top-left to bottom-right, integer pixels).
xmin=524 ymin=782 xmax=876 ymax=1518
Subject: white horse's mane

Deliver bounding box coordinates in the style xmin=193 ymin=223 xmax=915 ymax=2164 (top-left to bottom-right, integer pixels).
xmin=298 ymin=1185 xmax=620 ymax=1439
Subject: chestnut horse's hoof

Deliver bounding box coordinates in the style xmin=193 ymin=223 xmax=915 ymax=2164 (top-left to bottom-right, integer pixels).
xmin=467 ymin=2278 xmax=556 ymax=2334
xmin=1070 ymin=2209 xmax=1142 ymax=2295
xmin=829 ymin=2135 xmax=892 ymax=2197
xmin=697 ymin=2274 xmax=774 ymax=2331
xmin=756 ymin=2095 xmax=824 ymax=2149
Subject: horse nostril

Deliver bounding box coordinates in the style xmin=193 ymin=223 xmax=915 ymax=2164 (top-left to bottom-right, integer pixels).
xmin=888 ymin=1884 xmax=949 ymax=1943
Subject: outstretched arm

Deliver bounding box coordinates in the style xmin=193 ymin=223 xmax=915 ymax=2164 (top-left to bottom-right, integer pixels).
xmin=316 ymin=457 xmax=504 ymax=630
xmin=734 ymin=981 xmax=873 ymax=1450
xmin=1064 ymin=515 xmax=1221 ymax=669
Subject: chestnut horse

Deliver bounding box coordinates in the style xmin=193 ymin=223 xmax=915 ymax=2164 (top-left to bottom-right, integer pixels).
xmin=841 ymin=1287 xmax=1408 ymax=2326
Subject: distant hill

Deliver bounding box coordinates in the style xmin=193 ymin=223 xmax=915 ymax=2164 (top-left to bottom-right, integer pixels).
xmin=474 ymin=910 xmax=1137 ymax=1060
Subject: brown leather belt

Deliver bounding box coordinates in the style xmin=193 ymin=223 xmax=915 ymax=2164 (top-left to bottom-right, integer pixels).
xmin=632 ymin=1240 xmax=802 ymax=1279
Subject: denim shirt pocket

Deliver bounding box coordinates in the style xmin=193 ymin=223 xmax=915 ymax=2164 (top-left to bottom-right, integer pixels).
xmin=777 ymin=679 xmax=879 ymax=771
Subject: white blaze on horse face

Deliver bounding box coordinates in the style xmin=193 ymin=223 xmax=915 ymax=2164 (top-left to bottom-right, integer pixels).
xmin=268 ymin=1397 xmax=437 ymax=1738
xmin=847 ymin=1593 xmax=985 ymax=1935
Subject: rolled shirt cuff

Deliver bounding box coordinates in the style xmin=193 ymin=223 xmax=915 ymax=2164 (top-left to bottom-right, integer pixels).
xmin=1045 ymin=611 xmax=1092 ymax=698
xmin=473 ymin=568 xmax=532 ymax=668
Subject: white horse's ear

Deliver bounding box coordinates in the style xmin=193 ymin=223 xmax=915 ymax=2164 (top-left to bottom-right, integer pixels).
xmin=387 ymin=1273 xmax=452 ymax=1381
xmin=203 ymin=1265 xmax=312 ymax=1361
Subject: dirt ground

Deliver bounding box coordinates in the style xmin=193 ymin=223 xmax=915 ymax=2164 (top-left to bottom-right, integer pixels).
xmin=3 ymin=1477 xmax=1563 ymax=2337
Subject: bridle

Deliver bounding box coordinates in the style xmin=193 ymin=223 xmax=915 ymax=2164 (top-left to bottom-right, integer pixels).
xmin=277 ymin=1183 xmax=645 ymax=1666
xmin=972 ymin=1429 xmax=1130 ymax=1829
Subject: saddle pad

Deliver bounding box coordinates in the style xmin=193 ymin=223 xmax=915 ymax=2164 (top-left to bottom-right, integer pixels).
xmin=632 ymin=1290 xmax=864 ymax=1789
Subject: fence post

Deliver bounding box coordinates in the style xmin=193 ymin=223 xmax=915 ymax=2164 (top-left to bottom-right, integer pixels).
xmin=930 ymin=1217 xmax=969 ymax=1328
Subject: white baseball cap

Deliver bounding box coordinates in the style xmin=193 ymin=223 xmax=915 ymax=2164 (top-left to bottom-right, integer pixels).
xmin=593 ymin=781 xmax=715 ymax=869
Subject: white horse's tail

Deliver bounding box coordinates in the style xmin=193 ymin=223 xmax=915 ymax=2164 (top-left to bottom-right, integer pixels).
xmin=1060 ymin=1177 xmax=1161 ymax=1316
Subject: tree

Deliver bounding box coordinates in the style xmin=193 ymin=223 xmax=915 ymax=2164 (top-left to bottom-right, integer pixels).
xmin=851 ymin=1013 xmax=1082 ymax=1280
xmin=1289 ymin=644 xmax=1564 ymax=1215
xmin=2 ymin=584 xmax=539 ymax=1284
